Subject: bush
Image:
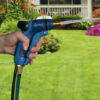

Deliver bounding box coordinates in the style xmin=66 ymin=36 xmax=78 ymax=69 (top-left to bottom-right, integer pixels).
xmin=38 ymin=33 xmax=61 ymax=54
xmin=0 ymin=13 xmax=6 ymax=21
xmin=0 ymin=19 xmax=20 ymax=33
xmin=5 ymin=2 xmax=23 ymax=20
xmin=53 ymin=15 xmax=83 ymax=21
xmin=75 ymin=21 xmax=93 ymax=30
xmin=0 ymin=5 xmax=6 ymax=25
xmin=23 ymin=9 xmax=40 ymax=20
xmin=53 ymin=15 xmax=93 ymax=30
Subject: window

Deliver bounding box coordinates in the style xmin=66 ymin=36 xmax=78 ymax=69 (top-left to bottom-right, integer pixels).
xmin=73 ymin=0 xmax=81 ymax=4
xmin=40 ymin=0 xmax=48 ymax=4
xmin=95 ymin=0 xmax=100 ymax=7
xmin=40 ymin=0 xmax=81 ymax=4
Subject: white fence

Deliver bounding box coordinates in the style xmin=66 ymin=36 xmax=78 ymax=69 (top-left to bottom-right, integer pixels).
xmin=35 ymin=5 xmax=88 ymax=18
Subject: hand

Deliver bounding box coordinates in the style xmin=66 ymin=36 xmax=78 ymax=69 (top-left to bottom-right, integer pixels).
xmin=0 ymin=32 xmax=42 ymax=64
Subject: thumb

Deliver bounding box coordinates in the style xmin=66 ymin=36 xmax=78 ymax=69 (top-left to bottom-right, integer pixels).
xmin=17 ymin=32 xmax=29 ymax=50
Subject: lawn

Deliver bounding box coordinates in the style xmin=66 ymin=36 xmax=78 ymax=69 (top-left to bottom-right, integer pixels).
xmin=0 ymin=30 xmax=100 ymax=100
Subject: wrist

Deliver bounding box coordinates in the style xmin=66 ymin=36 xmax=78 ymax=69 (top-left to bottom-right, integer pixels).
xmin=0 ymin=34 xmax=6 ymax=53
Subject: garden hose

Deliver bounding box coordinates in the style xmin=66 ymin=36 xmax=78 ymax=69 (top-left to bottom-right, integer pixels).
xmin=11 ymin=65 xmax=24 ymax=100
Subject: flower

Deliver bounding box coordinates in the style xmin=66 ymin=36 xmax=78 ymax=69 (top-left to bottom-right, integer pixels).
xmin=40 ymin=12 xmax=44 ymax=16
xmin=44 ymin=40 xmax=50 ymax=45
xmin=21 ymin=4 xmax=28 ymax=10
xmin=30 ymin=3 xmax=37 ymax=7
xmin=21 ymin=7 xmax=26 ymax=10
xmin=52 ymin=42 xmax=55 ymax=44
xmin=44 ymin=40 xmax=47 ymax=43
xmin=54 ymin=45 xmax=56 ymax=47
xmin=0 ymin=8 xmax=5 ymax=12
xmin=72 ymin=24 xmax=75 ymax=28
xmin=24 ymin=4 xmax=28 ymax=8
xmin=47 ymin=40 xmax=50 ymax=43
xmin=61 ymin=24 xmax=66 ymax=28
xmin=51 ymin=34 xmax=54 ymax=37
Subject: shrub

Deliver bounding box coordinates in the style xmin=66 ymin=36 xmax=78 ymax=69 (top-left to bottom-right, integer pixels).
xmin=75 ymin=21 xmax=93 ymax=30
xmin=53 ymin=15 xmax=93 ymax=30
xmin=5 ymin=2 xmax=23 ymax=20
xmin=0 ymin=19 xmax=20 ymax=34
xmin=0 ymin=5 xmax=6 ymax=25
xmin=38 ymin=33 xmax=61 ymax=54
xmin=53 ymin=15 xmax=83 ymax=21
xmin=23 ymin=9 xmax=40 ymax=20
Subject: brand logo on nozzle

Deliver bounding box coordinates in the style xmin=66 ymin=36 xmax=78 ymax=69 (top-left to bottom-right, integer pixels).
xmin=33 ymin=23 xmax=44 ymax=27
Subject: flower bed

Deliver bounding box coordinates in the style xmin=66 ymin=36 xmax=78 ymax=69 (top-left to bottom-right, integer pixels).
xmin=38 ymin=32 xmax=61 ymax=54
xmin=86 ymin=24 xmax=100 ymax=36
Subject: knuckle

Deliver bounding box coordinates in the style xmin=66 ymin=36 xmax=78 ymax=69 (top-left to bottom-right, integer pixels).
xmin=26 ymin=38 xmax=29 ymax=43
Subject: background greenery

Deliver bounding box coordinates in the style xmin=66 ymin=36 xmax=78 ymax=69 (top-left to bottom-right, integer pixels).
xmin=53 ymin=15 xmax=93 ymax=29
xmin=0 ymin=2 xmax=93 ymax=31
xmin=0 ymin=30 xmax=100 ymax=100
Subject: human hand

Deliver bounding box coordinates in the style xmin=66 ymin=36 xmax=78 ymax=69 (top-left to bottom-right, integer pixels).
xmin=0 ymin=32 xmax=42 ymax=64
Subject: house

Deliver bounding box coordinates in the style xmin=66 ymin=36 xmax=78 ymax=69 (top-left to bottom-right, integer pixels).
xmin=0 ymin=0 xmax=100 ymax=18
xmin=32 ymin=0 xmax=100 ymax=18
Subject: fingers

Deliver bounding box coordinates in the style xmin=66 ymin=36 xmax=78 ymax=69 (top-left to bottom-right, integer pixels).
xmin=36 ymin=39 xmax=42 ymax=47
xmin=28 ymin=39 xmax=42 ymax=65
xmin=16 ymin=32 xmax=42 ymax=65
xmin=31 ymin=39 xmax=42 ymax=52
xmin=28 ymin=52 xmax=37 ymax=65
xmin=28 ymin=52 xmax=37 ymax=59
xmin=29 ymin=59 xmax=33 ymax=65
xmin=31 ymin=47 xmax=40 ymax=52
xmin=16 ymin=32 xmax=29 ymax=50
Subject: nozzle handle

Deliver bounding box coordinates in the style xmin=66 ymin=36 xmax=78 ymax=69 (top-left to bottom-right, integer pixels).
xmin=14 ymin=20 xmax=49 ymax=65
xmin=14 ymin=31 xmax=48 ymax=65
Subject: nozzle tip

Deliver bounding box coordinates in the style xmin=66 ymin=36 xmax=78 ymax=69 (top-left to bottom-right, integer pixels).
xmin=53 ymin=22 xmax=61 ymax=26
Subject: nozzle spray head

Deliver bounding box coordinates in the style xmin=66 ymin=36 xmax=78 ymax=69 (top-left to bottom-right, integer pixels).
xmin=53 ymin=22 xmax=61 ymax=26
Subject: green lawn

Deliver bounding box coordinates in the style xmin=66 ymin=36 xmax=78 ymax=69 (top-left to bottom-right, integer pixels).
xmin=1 ymin=30 xmax=100 ymax=100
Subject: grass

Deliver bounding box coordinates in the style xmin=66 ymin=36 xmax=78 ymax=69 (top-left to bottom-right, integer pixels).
xmin=1 ymin=30 xmax=100 ymax=100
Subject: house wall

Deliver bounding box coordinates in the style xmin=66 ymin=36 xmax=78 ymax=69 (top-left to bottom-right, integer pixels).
xmin=31 ymin=0 xmax=40 ymax=5
xmin=92 ymin=0 xmax=100 ymax=10
xmin=81 ymin=0 xmax=87 ymax=5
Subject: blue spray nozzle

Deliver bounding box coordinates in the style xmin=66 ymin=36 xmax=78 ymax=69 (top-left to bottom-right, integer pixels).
xmin=14 ymin=19 xmax=54 ymax=65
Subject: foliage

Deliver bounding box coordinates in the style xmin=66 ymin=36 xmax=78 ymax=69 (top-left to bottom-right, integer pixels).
xmin=11 ymin=0 xmax=27 ymax=5
xmin=53 ymin=15 xmax=93 ymax=30
xmin=5 ymin=2 xmax=23 ymax=20
xmin=75 ymin=21 xmax=93 ymax=30
xmin=0 ymin=5 xmax=6 ymax=25
xmin=0 ymin=19 xmax=20 ymax=33
xmin=23 ymin=8 xmax=40 ymax=20
xmin=39 ymin=33 xmax=61 ymax=54
xmin=53 ymin=15 xmax=83 ymax=21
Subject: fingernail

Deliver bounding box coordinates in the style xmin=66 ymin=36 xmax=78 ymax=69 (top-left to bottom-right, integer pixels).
xmin=31 ymin=47 xmax=36 ymax=51
xmin=31 ymin=49 xmax=35 ymax=52
xmin=24 ymin=46 xmax=28 ymax=50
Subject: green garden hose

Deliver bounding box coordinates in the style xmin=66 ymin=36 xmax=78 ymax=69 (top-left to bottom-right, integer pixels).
xmin=11 ymin=65 xmax=24 ymax=100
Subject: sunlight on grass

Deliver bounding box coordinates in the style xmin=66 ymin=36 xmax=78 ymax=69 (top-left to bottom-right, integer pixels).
xmin=0 ymin=30 xmax=100 ymax=100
